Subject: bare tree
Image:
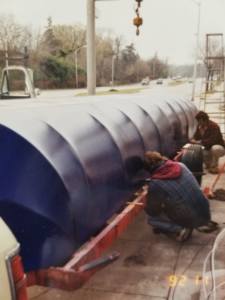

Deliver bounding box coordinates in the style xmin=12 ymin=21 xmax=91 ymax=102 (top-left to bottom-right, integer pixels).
xmin=96 ymin=35 xmax=114 ymax=85
xmin=0 ymin=14 xmax=32 ymax=52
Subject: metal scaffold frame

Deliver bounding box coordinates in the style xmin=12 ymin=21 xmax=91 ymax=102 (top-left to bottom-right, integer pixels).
xmin=200 ymin=33 xmax=225 ymax=137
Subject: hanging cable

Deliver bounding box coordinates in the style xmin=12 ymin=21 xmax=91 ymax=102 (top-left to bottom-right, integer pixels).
xmin=133 ymin=0 xmax=143 ymax=36
xmin=201 ymin=228 xmax=225 ymax=299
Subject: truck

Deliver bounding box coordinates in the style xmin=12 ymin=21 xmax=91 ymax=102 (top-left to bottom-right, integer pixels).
xmin=0 ymin=218 xmax=27 ymax=300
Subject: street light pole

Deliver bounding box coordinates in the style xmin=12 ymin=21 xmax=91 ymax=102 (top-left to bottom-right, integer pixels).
xmin=75 ymin=50 xmax=78 ymax=89
xmin=74 ymin=45 xmax=86 ymax=89
xmin=86 ymin=0 xmax=119 ymax=95
xmin=87 ymin=0 xmax=96 ymax=95
xmin=192 ymin=0 xmax=201 ymax=101
xmin=111 ymin=55 xmax=116 ymax=88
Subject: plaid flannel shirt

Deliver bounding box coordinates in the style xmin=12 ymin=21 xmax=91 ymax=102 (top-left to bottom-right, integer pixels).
xmin=145 ymin=163 xmax=210 ymax=228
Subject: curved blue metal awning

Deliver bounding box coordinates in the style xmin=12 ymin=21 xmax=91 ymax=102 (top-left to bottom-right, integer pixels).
xmin=0 ymin=96 xmax=197 ymax=271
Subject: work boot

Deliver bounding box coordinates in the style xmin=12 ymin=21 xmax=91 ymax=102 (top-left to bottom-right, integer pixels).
xmin=197 ymin=220 xmax=219 ymax=233
xmin=175 ymin=228 xmax=193 ymax=242
xmin=208 ymin=167 xmax=219 ymax=174
xmin=204 ymin=162 xmax=211 ymax=171
xmin=152 ymin=227 xmax=176 ymax=236
xmin=152 ymin=227 xmax=168 ymax=234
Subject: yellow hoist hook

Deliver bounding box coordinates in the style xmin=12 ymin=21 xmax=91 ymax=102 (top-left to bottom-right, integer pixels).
xmin=133 ymin=0 xmax=143 ymax=36
xmin=136 ymin=0 xmax=142 ymax=8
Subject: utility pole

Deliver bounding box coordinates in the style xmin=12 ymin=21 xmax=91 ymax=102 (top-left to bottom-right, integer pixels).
xmin=87 ymin=0 xmax=96 ymax=95
xmin=86 ymin=0 xmax=119 ymax=95
xmin=5 ymin=42 xmax=9 ymax=69
xmin=111 ymin=55 xmax=116 ymax=88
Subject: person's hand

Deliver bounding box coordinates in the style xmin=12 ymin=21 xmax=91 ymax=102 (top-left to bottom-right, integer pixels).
xmin=190 ymin=139 xmax=196 ymax=143
xmin=190 ymin=139 xmax=201 ymax=144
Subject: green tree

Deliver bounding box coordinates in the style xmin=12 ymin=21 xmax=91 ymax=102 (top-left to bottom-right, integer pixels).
xmin=40 ymin=56 xmax=74 ymax=87
xmin=119 ymin=43 xmax=139 ymax=83
xmin=41 ymin=17 xmax=61 ymax=56
xmin=121 ymin=43 xmax=138 ymax=64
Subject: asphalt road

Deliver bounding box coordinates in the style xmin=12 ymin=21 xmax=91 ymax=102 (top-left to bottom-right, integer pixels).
xmin=0 ymin=79 xmax=203 ymax=110
xmin=35 ymin=79 xmax=203 ymax=102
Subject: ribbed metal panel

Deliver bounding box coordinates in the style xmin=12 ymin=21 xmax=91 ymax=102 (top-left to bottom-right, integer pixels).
xmin=0 ymin=96 xmax=197 ymax=271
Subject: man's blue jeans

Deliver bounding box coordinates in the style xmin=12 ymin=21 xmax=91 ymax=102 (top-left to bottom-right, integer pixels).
xmin=148 ymin=215 xmax=183 ymax=233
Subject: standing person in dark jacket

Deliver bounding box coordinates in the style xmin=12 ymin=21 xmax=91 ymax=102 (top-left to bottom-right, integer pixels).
xmin=144 ymin=151 xmax=214 ymax=242
xmin=191 ymin=111 xmax=225 ymax=173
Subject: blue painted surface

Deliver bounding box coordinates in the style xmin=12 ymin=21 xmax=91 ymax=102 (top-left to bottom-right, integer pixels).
xmin=0 ymin=97 xmax=197 ymax=271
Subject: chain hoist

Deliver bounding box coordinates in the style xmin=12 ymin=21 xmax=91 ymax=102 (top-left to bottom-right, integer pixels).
xmin=133 ymin=0 xmax=143 ymax=36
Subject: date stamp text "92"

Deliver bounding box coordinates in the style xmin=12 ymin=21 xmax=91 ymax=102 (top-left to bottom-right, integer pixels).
xmin=168 ymin=275 xmax=209 ymax=287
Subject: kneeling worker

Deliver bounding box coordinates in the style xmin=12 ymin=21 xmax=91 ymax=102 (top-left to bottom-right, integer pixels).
xmin=191 ymin=111 xmax=225 ymax=174
xmin=144 ymin=151 xmax=215 ymax=242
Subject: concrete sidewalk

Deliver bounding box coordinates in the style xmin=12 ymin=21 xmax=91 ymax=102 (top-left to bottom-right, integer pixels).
xmin=28 ymin=169 xmax=225 ymax=300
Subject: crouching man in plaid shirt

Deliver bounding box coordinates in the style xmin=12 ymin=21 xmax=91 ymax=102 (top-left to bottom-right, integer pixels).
xmin=144 ymin=151 xmax=217 ymax=242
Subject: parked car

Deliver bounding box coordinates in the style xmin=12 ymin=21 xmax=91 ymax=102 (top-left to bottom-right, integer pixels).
xmin=0 ymin=218 xmax=27 ymax=300
xmin=141 ymin=77 xmax=150 ymax=85
xmin=156 ymin=78 xmax=163 ymax=84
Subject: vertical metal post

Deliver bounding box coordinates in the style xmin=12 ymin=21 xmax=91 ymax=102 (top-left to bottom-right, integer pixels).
xmin=75 ymin=45 xmax=87 ymax=89
xmin=152 ymin=58 xmax=156 ymax=79
xmin=192 ymin=1 xmax=201 ymax=101
xmin=223 ymin=39 xmax=225 ymax=135
xmin=5 ymin=42 xmax=9 ymax=69
xmin=87 ymin=0 xmax=96 ymax=95
xmin=205 ymin=34 xmax=209 ymax=94
xmin=75 ymin=51 xmax=78 ymax=89
xmin=111 ymin=55 xmax=115 ymax=88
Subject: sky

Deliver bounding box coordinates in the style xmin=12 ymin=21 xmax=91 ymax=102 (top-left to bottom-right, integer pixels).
xmin=1 ymin=0 xmax=225 ymax=64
